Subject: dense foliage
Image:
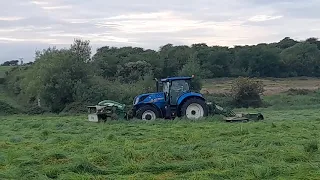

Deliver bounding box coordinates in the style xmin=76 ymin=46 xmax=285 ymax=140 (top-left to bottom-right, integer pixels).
xmin=2 ymin=37 xmax=320 ymax=113
xmin=1 ymin=60 xmax=19 ymax=66
xmin=231 ymin=77 xmax=264 ymax=108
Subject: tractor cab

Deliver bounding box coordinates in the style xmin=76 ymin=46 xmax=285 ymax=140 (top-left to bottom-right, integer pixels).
xmin=157 ymin=76 xmax=192 ymax=105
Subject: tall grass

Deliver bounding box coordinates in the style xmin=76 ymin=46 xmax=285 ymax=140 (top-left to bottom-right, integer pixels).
xmin=1 ymin=110 xmax=320 ymax=179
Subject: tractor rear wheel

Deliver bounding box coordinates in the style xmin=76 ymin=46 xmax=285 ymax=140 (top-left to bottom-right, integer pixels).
xmin=136 ymin=105 xmax=160 ymax=120
xmin=180 ymin=98 xmax=208 ymax=119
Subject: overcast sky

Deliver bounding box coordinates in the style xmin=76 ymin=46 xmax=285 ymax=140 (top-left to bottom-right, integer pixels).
xmin=1 ymin=0 xmax=320 ymax=63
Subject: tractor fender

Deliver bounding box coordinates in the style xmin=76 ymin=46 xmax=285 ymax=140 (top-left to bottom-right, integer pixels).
xmin=134 ymin=103 xmax=164 ymax=118
xmin=177 ymin=93 xmax=206 ymax=116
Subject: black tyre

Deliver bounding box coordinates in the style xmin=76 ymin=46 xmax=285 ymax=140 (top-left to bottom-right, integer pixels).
xmin=180 ymin=98 xmax=208 ymax=119
xmin=136 ymin=105 xmax=160 ymax=120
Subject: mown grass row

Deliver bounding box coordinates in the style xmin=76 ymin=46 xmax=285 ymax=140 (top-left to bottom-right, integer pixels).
xmin=1 ymin=108 xmax=320 ymax=179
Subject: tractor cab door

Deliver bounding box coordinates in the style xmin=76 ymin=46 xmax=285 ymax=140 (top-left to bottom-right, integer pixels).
xmin=169 ymin=80 xmax=190 ymax=105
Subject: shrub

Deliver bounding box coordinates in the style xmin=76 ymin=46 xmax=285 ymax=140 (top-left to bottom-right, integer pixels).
xmin=61 ymin=102 xmax=89 ymax=114
xmin=0 ymin=78 xmax=4 ymax=84
xmin=0 ymin=101 xmax=21 ymax=115
xmin=231 ymin=77 xmax=264 ymax=108
xmin=25 ymin=105 xmax=47 ymax=115
xmin=203 ymin=93 xmax=234 ymax=108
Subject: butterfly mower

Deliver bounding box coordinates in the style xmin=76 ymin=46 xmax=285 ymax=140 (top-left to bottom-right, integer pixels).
xmin=87 ymin=76 xmax=264 ymax=122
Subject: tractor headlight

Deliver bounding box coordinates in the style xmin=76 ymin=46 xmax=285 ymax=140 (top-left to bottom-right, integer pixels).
xmin=133 ymin=97 xmax=139 ymax=105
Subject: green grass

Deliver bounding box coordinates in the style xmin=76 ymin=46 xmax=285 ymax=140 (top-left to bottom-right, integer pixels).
xmin=262 ymin=90 xmax=320 ymax=110
xmin=1 ymin=76 xmax=320 ymax=179
xmin=1 ymin=109 xmax=320 ymax=179
xmin=0 ymin=66 xmax=12 ymax=78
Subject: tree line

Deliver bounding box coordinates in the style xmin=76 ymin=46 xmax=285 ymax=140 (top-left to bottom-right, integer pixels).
xmin=1 ymin=60 xmax=20 ymax=66
xmin=2 ymin=37 xmax=320 ymax=113
xmin=92 ymin=36 xmax=320 ymax=79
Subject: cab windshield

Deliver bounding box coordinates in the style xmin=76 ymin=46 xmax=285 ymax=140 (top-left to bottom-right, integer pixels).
xmin=171 ymin=80 xmax=190 ymax=92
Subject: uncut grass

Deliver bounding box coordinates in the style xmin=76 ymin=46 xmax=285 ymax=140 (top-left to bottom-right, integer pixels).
xmin=1 ymin=111 xmax=320 ymax=179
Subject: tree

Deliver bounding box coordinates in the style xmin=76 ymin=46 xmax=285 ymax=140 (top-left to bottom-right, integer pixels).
xmin=306 ymin=37 xmax=320 ymax=50
xmin=70 ymin=39 xmax=92 ymax=62
xmin=159 ymin=44 xmax=192 ymax=77
xmin=234 ymin=46 xmax=282 ymax=77
xmin=281 ymin=42 xmax=320 ymax=76
xmin=116 ymin=61 xmax=153 ymax=83
xmin=1 ymin=60 xmax=19 ymax=66
xmin=18 ymin=40 xmax=91 ymax=112
xmin=91 ymin=54 xmax=121 ymax=79
xmin=203 ymin=48 xmax=233 ymax=78
xmin=179 ymin=53 xmax=202 ymax=92
xmin=276 ymin=37 xmax=299 ymax=49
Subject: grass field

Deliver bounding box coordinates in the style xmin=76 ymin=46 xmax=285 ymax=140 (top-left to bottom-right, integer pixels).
xmin=1 ymin=76 xmax=320 ymax=179
xmin=1 ymin=109 xmax=320 ymax=179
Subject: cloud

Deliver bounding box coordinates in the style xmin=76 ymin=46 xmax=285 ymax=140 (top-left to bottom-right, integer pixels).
xmin=0 ymin=16 xmax=25 ymax=21
xmin=30 ymin=1 xmax=49 ymax=5
xmin=0 ymin=37 xmax=56 ymax=43
xmin=41 ymin=5 xmax=72 ymax=10
xmin=107 ymin=12 xmax=173 ymax=20
xmin=0 ymin=26 xmax=52 ymax=33
xmin=248 ymin=15 xmax=283 ymax=22
xmin=49 ymin=33 xmax=130 ymax=43
xmin=1 ymin=0 xmax=320 ymax=62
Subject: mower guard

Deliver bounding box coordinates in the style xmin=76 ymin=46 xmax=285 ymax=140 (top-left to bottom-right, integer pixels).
xmin=207 ymin=103 xmax=264 ymax=122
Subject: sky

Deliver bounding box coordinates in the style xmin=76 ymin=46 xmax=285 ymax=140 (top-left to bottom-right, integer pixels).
xmin=0 ymin=0 xmax=320 ymax=63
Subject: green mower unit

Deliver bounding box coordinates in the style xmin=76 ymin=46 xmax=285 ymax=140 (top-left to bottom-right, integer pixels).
xmin=87 ymin=76 xmax=264 ymax=122
xmin=87 ymin=100 xmax=129 ymax=122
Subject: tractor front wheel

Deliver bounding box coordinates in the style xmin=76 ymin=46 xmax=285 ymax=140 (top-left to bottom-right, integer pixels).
xmin=180 ymin=98 xmax=208 ymax=119
xmin=136 ymin=105 xmax=160 ymax=120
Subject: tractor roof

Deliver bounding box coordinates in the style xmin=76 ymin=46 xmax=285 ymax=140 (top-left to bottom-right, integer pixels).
xmin=161 ymin=76 xmax=192 ymax=82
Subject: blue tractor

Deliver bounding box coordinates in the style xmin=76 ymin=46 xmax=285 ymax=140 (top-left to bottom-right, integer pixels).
xmin=132 ymin=76 xmax=209 ymax=120
xmin=87 ymin=76 xmax=264 ymax=122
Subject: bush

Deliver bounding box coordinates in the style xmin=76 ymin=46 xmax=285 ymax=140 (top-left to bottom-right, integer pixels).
xmin=231 ymin=77 xmax=264 ymax=108
xmin=25 ymin=105 xmax=47 ymax=115
xmin=0 ymin=101 xmax=21 ymax=115
xmin=0 ymin=78 xmax=4 ymax=84
xmin=61 ymin=102 xmax=89 ymax=114
xmin=203 ymin=93 xmax=234 ymax=108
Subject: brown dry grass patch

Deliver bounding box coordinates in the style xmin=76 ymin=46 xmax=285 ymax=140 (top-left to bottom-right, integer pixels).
xmin=201 ymin=77 xmax=320 ymax=96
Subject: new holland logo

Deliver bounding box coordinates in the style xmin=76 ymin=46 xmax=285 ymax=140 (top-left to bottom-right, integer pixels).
xmin=148 ymin=98 xmax=164 ymax=103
